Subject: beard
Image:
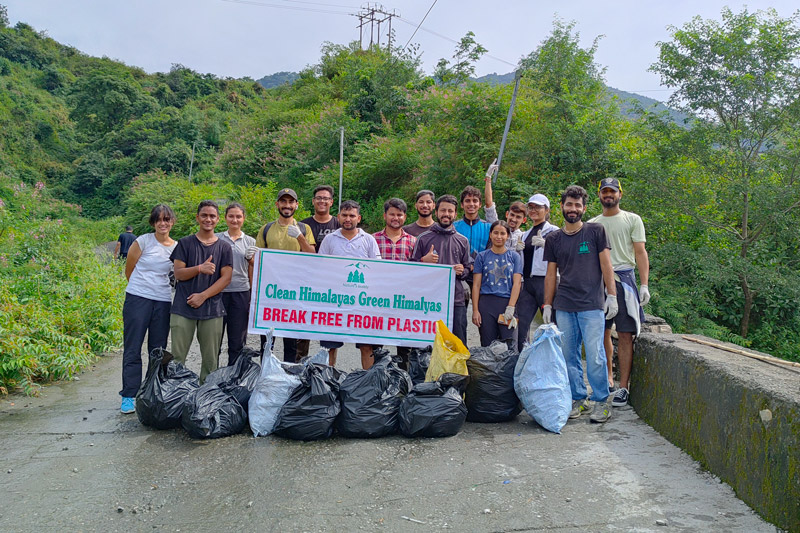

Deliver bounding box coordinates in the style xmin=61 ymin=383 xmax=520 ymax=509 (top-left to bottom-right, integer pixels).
xmin=601 ymin=196 xmax=620 ymax=208
xmin=562 ymin=209 xmax=583 ymax=224
xmin=438 ymin=217 xmax=453 ymax=228
xmin=416 ymin=208 xmax=432 ymax=217
xmin=279 ymin=207 xmax=296 ymax=218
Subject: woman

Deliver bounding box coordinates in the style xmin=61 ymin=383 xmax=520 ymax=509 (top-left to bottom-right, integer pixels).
xmin=471 ymin=220 xmax=523 ymax=349
xmin=119 ymin=204 xmax=177 ymax=414
xmin=216 ymin=202 xmax=255 ymax=366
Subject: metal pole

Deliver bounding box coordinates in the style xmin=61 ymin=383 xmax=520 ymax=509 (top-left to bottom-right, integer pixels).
xmin=188 ymin=140 xmax=197 ymax=180
xmin=494 ymin=69 xmax=522 ymax=183
xmin=338 ymin=127 xmax=344 ymax=211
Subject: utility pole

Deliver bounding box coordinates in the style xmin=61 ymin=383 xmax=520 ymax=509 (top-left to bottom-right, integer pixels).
xmin=338 ymin=127 xmax=344 ymax=211
xmin=356 ymin=3 xmax=397 ymax=49
xmin=188 ymin=140 xmax=197 ymax=181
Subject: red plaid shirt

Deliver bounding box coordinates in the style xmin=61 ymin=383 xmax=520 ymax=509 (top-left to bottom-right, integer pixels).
xmin=373 ymin=229 xmax=416 ymax=262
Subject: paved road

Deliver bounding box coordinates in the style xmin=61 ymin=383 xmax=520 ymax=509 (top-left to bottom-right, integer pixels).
xmin=0 ymin=332 xmax=773 ymax=532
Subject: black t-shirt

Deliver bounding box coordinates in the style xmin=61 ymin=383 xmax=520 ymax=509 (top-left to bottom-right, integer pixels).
xmin=302 ymin=216 xmax=340 ymax=252
xmin=403 ymin=221 xmax=435 ymax=237
xmin=543 ymin=223 xmax=610 ymax=312
xmin=118 ymin=232 xmax=136 ymax=255
xmin=170 ymin=235 xmax=233 ymax=320
xmin=522 ymin=221 xmax=546 ymax=278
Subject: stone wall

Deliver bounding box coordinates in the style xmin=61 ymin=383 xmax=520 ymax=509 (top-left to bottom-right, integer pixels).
xmin=630 ymin=333 xmax=800 ymax=531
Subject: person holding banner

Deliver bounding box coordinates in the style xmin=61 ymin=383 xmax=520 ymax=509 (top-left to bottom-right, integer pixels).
xmin=412 ymin=194 xmax=472 ymax=345
xmin=318 ymin=200 xmax=382 ymax=369
xmin=374 ymin=198 xmax=417 ymax=368
xmin=248 ymin=187 xmax=315 ymax=363
xmin=471 ymin=220 xmax=523 ymax=349
xmin=403 ymin=189 xmax=436 ymax=237
xmin=170 ymin=200 xmax=233 ymax=382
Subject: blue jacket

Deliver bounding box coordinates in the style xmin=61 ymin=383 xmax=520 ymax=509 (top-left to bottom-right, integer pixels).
xmin=454 ymin=216 xmax=491 ymax=257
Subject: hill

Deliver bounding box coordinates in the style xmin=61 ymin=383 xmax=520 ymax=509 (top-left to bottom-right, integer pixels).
xmin=473 ymin=71 xmax=691 ymax=125
xmin=257 ymin=71 xmax=299 ymax=89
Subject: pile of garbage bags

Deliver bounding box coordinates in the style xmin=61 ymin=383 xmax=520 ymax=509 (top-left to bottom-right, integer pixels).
xmin=136 ymin=322 xmax=576 ymax=440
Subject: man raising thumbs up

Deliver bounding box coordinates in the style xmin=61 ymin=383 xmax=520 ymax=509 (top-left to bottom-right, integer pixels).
xmin=412 ymin=194 xmax=472 ymax=345
xmin=170 ymin=200 xmax=233 ymax=381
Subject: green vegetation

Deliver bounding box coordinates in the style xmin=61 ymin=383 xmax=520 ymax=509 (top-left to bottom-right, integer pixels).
xmin=0 ymin=6 xmax=798 ymax=394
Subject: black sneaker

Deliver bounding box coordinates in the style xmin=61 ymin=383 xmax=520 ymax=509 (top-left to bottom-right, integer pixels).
xmin=611 ymin=388 xmax=629 ymax=407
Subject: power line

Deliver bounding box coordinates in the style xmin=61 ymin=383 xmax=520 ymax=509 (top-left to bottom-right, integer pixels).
xmin=399 ymin=0 xmax=437 ymax=53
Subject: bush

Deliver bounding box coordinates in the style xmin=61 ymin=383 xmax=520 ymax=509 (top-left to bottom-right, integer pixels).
xmin=0 ymin=176 xmax=125 ymax=395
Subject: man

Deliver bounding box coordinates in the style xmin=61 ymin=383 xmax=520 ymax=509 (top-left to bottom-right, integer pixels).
xmin=589 ymin=177 xmax=650 ymax=407
xmin=403 ymin=189 xmax=436 ymax=237
xmin=374 ymin=198 xmax=417 ymax=368
xmin=301 ymin=184 xmax=340 ymax=252
xmin=412 ymin=194 xmax=472 ymax=345
xmin=319 ymin=200 xmax=382 ymax=369
xmin=483 ymin=161 xmax=527 ymax=254
xmin=454 ymin=185 xmax=491 ymax=259
xmin=542 ymin=185 xmax=618 ymax=424
xmin=248 ymin=188 xmax=316 ymax=363
xmin=170 ymin=201 xmax=233 ymax=381
xmin=114 ymin=226 xmax=137 ymax=260
xmin=516 ymin=194 xmax=559 ymax=348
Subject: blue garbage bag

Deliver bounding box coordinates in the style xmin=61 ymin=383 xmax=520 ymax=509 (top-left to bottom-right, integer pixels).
xmin=514 ymin=324 xmax=571 ymax=434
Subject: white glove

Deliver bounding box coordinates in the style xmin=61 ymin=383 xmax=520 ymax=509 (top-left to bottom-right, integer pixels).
xmin=604 ymin=294 xmax=619 ymax=320
xmin=503 ymin=306 xmax=515 ymax=322
xmin=639 ymin=285 xmax=650 ymax=306
xmin=530 ymin=230 xmax=545 ymax=248
xmin=506 ymin=316 xmax=518 ymax=330
xmin=245 ymin=245 xmax=260 ymax=261
xmin=485 ymin=158 xmax=498 ymax=179
xmin=542 ymin=305 xmax=552 ymax=324
xmin=286 ymin=224 xmax=302 ymax=239
xmin=514 ymin=239 xmax=525 ymax=252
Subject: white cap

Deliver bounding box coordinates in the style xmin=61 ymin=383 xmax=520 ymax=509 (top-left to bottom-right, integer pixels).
xmin=527 ymin=194 xmax=550 ymax=208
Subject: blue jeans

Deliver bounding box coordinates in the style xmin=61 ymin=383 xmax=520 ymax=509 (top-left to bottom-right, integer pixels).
xmin=556 ymin=309 xmax=609 ymax=403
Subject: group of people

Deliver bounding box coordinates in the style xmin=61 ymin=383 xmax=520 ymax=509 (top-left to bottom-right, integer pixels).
xmin=118 ymin=166 xmax=650 ymax=427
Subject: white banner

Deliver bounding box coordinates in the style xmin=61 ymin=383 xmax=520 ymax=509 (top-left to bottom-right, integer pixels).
xmin=248 ymin=249 xmax=455 ymax=347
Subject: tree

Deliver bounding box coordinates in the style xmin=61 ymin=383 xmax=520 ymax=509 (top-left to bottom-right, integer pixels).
xmin=0 ymin=5 xmax=8 ymax=28
xmin=433 ymin=31 xmax=487 ymax=87
xmin=650 ymin=7 xmax=800 ymax=338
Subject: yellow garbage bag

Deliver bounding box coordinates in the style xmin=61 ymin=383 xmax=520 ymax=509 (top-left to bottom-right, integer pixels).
xmin=425 ymin=320 xmax=470 ymax=382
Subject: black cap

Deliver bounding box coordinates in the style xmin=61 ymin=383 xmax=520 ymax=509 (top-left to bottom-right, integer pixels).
xmin=598 ymin=177 xmax=621 ymax=193
xmin=277 ymin=188 xmax=298 ymax=201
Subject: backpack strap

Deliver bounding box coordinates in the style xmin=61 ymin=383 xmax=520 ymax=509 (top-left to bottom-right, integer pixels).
xmin=262 ymin=221 xmax=306 ymax=247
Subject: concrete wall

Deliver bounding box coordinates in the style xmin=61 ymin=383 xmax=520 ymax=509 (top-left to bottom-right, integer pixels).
xmin=631 ymin=333 xmax=800 ymax=531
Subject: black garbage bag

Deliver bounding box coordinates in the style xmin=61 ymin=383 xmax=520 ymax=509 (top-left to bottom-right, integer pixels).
xmin=273 ymin=362 xmax=346 ymax=441
xmin=399 ymin=373 xmax=469 ymax=438
xmin=465 ymin=340 xmax=521 ymax=423
xmin=181 ymin=382 xmax=247 ymax=439
xmin=203 ymin=348 xmax=261 ymax=408
xmin=136 ymin=348 xmax=200 ymax=429
xmin=407 ymin=346 xmax=432 ymax=385
xmin=336 ymin=349 xmax=413 ymax=438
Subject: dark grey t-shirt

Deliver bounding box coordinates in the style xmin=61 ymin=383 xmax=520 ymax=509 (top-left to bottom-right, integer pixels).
xmin=170 ymin=235 xmax=233 ymax=320
xmin=403 ymin=221 xmax=435 ymax=238
xmin=302 ymin=216 xmax=340 ymax=252
xmin=543 ymin=223 xmax=610 ymax=312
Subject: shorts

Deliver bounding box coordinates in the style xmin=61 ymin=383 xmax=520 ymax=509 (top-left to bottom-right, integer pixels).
xmin=605 ymin=281 xmax=638 ymax=333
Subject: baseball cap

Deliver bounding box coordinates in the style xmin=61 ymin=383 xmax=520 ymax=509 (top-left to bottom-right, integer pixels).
xmin=527 ymin=194 xmax=550 ymax=208
xmin=598 ymin=177 xmax=622 ymax=192
xmin=277 ymin=188 xmax=298 ymax=201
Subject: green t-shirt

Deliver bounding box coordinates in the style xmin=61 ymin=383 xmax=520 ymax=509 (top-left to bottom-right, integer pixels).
xmin=255 ymin=220 xmax=316 ymax=251
xmin=589 ymin=210 xmax=645 ymax=270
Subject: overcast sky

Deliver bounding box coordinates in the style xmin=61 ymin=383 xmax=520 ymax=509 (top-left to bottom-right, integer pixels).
xmin=5 ymin=1 xmax=798 ymax=101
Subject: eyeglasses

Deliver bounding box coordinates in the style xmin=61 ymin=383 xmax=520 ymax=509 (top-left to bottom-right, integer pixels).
xmin=527 ymin=204 xmax=546 ymax=210
xmin=313 ymin=196 xmax=333 ymax=202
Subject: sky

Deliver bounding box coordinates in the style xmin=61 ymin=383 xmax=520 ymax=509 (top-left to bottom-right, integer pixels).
xmin=4 ymin=1 xmax=799 ymax=102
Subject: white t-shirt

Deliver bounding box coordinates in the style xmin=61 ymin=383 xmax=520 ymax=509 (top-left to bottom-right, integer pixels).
xmin=126 ymin=233 xmax=178 ymax=302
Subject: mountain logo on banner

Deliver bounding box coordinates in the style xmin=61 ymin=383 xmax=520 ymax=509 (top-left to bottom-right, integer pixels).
xmin=344 ymin=262 xmax=369 ymax=287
